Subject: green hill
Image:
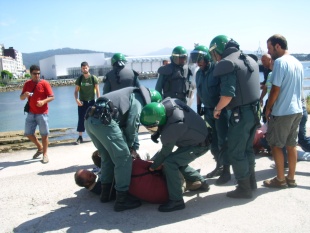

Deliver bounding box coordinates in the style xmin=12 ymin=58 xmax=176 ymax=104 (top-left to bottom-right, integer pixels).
xmin=22 ymin=48 xmax=114 ymax=69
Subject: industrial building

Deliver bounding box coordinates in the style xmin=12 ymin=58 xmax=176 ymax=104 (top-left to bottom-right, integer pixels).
xmin=39 ymin=53 xmax=170 ymax=80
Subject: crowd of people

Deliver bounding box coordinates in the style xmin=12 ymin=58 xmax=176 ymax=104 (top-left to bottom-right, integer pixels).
xmin=20 ymin=34 xmax=308 ymax=212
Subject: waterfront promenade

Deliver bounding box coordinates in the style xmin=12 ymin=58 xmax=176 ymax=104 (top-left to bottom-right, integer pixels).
xmin=0 ymin=127 xmax=310 ymax=232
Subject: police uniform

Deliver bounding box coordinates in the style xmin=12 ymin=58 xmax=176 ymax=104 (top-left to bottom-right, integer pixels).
xmin=103 ymin=66 xmax=140 ymax=94
xmin=196 ymin=63 xmax=229 ymax=170
xmin=214 ymin=47 xmax=260 ymax=194
xmin=150 ymin=98 xmax=210 ymax=202
xmin=155 ymin=63 xmax=190 ymax=103
xmin=85 ymin=86 xmax=152 ymax=193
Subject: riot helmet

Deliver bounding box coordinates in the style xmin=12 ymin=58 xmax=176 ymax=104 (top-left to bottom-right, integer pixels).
xmin=111 ymin=53 xmax=127 ymax=67
xmin=171 ymin=46 xmax=188 ymax=66
xmin=189 ymin=45 xmax=212 ymax=64
xmin=209 ymin=35 xmax=230 ymax=62
xmin=140 ymin=103 xmax=166 ymax=133
xmin=149 ymin=88 xmax=162 ymax=103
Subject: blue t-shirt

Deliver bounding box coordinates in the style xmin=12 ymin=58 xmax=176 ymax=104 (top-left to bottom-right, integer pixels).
xmin=270 ymin=54 xmax=303 ymax=116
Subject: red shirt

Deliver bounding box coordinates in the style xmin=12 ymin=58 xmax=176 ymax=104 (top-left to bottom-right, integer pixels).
xmin=21 ymin=79 xmax=54 ymax=114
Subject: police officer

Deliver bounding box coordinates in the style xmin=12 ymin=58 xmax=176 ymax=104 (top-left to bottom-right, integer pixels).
xmin=190 ymin=45 xmax=230 ymax=185
xmin=209 ymin=35 xmax=260 ymax=198
xmin=103 ymin=53 xmax=140 ymax=94
xmin=155 ymin=46 xmax=192 ymax=103
xmin=85 ymin=86 xmax=161 ymax=211
xmin=140 ymin=98 xmax=211 ymax=212
xmin=103 ymin=52 xmax=141 ymax=154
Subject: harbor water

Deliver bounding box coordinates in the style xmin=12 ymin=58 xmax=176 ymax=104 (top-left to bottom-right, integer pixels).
xmin=0 ymin=61 xmax=309 ymax=133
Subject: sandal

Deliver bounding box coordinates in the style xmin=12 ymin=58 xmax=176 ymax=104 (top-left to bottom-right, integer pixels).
xmin=285 ymin=176 xmax=297 ymax=188
xmin=33 ymin=149 xmax=43 ymax=159
xmin=263 ymin=177 xmax=288 ymax=189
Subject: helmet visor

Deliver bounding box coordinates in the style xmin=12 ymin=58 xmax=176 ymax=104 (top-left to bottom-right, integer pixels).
xmin=146 ymin=125 xmax=159 ymax=134
xmin=189 ymin=51 xmax=205 ymax=64
xmin=172 ymin=54 xmax=188 ymax=65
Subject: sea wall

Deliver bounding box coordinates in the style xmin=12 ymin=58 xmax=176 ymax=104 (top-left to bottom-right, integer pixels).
xmin=0 ymin=73 xmax=158 ymax=93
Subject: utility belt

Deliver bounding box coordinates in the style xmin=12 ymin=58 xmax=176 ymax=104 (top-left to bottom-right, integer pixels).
xmin=231 ymin=101 xmax=261 ymax=127
xmin=85 ymin=97 xmax=119 ymax=125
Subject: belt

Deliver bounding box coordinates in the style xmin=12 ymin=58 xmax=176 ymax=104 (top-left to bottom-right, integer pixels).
xmin=81 ymin=100 xmax=94 ymax=104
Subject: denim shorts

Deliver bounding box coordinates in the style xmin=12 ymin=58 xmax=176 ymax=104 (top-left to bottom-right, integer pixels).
xmin=24 ymin=113 xmax=49 ymax=136
xmin=266 ymin=113 xmax=302 ymax=148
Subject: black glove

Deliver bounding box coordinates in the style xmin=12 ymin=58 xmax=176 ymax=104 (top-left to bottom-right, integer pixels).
xmin=197 ymin=104 xmax=205 ymax=116
xmin=151 ymin=131 xmax=160 ymax=143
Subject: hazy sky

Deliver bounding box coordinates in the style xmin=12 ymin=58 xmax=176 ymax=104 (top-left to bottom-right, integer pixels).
xmin=1 ymin=0 xmax=309 ymax=55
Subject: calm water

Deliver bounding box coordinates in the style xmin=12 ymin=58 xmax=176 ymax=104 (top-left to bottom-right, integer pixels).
xmin=1 ymin=61 xmax=310 ymax=133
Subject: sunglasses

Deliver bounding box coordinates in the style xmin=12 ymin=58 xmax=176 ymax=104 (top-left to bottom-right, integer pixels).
xmin=32 ymin=72 xmax=40 ymax=75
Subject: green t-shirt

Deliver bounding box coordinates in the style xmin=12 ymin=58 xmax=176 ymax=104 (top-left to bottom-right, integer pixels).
xmin=75 ymin=75 xmax=99 ymax=101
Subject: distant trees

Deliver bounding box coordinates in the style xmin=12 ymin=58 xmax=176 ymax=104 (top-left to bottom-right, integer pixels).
xmin=1 ymin=70 xmax=13 ymax=80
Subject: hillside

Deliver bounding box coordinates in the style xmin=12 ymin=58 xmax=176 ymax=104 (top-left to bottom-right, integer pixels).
xmin=22 ymin=48 xmax=114 ymax=69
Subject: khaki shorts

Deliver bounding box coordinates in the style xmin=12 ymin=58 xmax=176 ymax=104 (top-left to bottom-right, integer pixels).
xmin=266 ymin=113 xmax=302 ymax=148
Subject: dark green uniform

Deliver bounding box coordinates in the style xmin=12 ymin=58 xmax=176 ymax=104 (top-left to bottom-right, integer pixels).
xmin=196 ymin=63 xmax=229 ymax=165
xmin=85 ymin=87 xmax=149 ymax=192
xmin=150 ymin=98 xmax=210 ymax=201
xmin=214 ymin=47 xmax=260 ymax=180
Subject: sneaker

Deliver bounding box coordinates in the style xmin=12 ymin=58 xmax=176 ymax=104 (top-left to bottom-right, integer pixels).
xmin=263 ymin=177 xmax=288 ymax=189
xmin=75 ymin=137 xmax=83 ymax=145
xmin=285 ymin=176 xmax=297 ymax=188
xmin=42 ymin=155 xmax=49 ymax=164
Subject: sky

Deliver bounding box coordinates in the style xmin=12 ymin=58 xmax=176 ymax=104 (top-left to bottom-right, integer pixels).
xmin=0 ymin=0 xmax=309 ymax=56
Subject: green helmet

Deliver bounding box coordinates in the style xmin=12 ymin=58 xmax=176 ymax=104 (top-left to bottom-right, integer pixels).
xmin=148 ymin=88 xmax=162 ymax=103
xmin=189 ymin=45 xmax=211 ymax=64
xmin=111 ymin=53 xmax=127 ymax=66
xmin=140 ymin=103 xmax=166 ymax=127
xmin=209 ymin=35 xmax=230 ymax=55
xmin=171 ymin=46 xmax=188 ymax=65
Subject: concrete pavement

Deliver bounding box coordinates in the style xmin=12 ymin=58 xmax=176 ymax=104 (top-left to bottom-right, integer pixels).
xmin=0 ymin=131 xmax=309 ymax=233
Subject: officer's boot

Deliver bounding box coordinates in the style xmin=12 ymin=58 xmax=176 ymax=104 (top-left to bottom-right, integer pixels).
xmin=215 ymin=165 xmax=231 ymax=185
xmin=114 ymin=191 xmax=141 ymax=212
xmin=250 ymin=168 xmax=257 ymax=190
xmin=226 ymin=178 xmax=253 ymax=199
xmin=206 ymin=162 xmax=223 ymax=178
xmin=100 ymin=183 xmax=116 ymax=203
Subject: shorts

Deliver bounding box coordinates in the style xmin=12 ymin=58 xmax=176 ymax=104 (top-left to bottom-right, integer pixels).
xmin=266 ymin=113 xmax=302 ymax=148
xmin=24 ymin=113 xmax=49 ymax=136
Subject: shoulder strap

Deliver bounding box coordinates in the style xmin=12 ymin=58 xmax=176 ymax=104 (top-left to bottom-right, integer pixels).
xmin=78 ymin=75 xmax=83 ymax=86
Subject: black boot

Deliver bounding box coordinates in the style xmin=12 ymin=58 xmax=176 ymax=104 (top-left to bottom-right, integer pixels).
xmin=226 ymin=178 xmax=252 ymax=199
xmin=206 ymin=163 xmax=223 ymax=178
xmin=158 ymin=199 xmax=185 ymax=212
xmin=215 ymin=165 xmax=231 ymax=185
xmin=114 ymin=191 xmax=141 ymax=212
xmin=100 ymin=183 xmax=116 ymax=203
xmin=250 ymin=168 xmax=257 ymax=190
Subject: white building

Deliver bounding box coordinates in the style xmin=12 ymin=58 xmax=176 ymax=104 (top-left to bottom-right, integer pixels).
xmin=0 ymin=56 xmax=18 ymax=77
xmin=40 ymin=53 xmax=170 ymax=80
xmin=40 ymin=53 xmax=107 ymax=80
xmin=0 ymin=46 xmax=25 ymax=77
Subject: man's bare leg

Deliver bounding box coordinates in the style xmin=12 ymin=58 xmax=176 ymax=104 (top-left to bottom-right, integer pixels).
xmin=286 ymin=145 xmax=297 ymax=180
xmin=272 ymin=146 xmax=285 ymax=180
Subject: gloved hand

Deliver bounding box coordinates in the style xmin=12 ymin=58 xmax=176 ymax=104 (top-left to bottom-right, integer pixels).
xmin=151 ymin=131 xmax=160 ymax=143
xmin=197 ymin=104 xmax=205 ymax=116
